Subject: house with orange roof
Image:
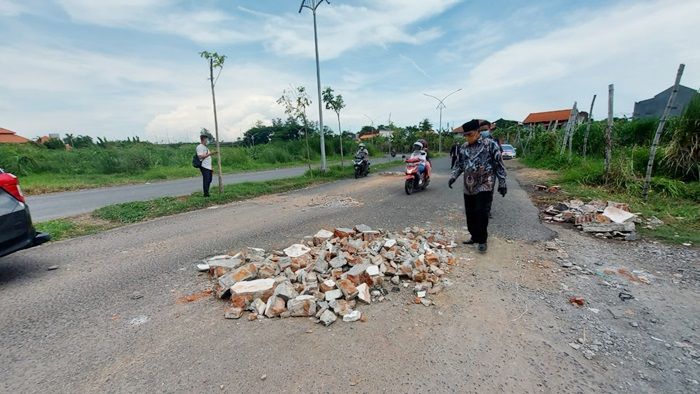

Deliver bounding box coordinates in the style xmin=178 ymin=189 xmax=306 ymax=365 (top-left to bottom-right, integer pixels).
xmin=523 ymin=109 xmax=588 ymax=129
xmin=0 ymin=127 xmax=31 ymax=144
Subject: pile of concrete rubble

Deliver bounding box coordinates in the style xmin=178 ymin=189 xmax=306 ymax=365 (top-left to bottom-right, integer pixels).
xmin=196 ymin=225 xmax=457 ymax=326
xmin=541 ymin=199 xmax=641 ymax=241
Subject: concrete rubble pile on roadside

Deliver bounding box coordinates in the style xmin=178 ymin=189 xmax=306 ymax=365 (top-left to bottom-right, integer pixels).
xmin=540 ymin=199 xmax=645 ymax=241
xmin=196 ymin=225 xmax=457 ymax=326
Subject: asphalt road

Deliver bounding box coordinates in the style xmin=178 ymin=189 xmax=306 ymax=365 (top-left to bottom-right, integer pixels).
xmin=26 ymin=156 xmax=396 ymax=222
xmin=1 ymin=157 xmax=557 ymax=393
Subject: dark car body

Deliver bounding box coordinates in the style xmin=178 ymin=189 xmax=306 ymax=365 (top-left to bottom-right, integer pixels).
xmin=501 ymin=144 xmax=517 ymax=159
xmin=0 ymin=169 xmax=50 ymax=258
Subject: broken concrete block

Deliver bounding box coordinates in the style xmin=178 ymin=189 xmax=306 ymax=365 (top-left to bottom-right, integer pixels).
xmin=336 ymin=278 xmax=358 ymax=300
xmin=324 ymin=289 xmax=343 ymax=301
xmin=342 ymin=310 xmax=362 ymax=322
xmin=603 ymin=206 xmax=636 ymax=224
xmin=273 ymin=280 xmax=299 ymax=301
xmin=356 ymin=283 xmax=371 ymax=304
xmin=313 ymin=229 xmax=334 ymax=245
xmin=354 ymin=224 xmax=373 ymax=233
xmin=208 ymin=258 xmax=243 ymax=270
xmin=287 ymin=295 xmax=317 ymax=317
xmin=196 ymin=263 xmax=210 ymax=272
xmin=330 ymin=299 xmax=352 ymax=316
xmin=363 ymin=231 xmax=381 ymax=242
xmin=319 ymin=279 xmax=336 ymax=293
xmin=224 ymin=307 xmax=244 ymax=319
xmin=264 ymin=295 xmax=287 ymax=318
xmin=329 ymin=255 xmax=347 ymax=269
xmin=251 ymin=298 xmax=266 ymax=315
xmin=283 ymin=244 xmax=311 ymax=258
xmin=333 ymin=227 xmax=355 ymax=238
xmin=346 ymin=263 xmax=369 ymax=284
xmin=366 ymin=265 xmax=380 ymax=277
xmin=257 ymin=264 xmax=277 ymax=279
xmin=582 ymin=222 xmax=635 ymax=233
xmin=319 ymin=309 xmax=337 ymax=326
xmin=277 ymin=257 xmax=292 ymax=271
xmin=230 ymin=278 xmax=275 ymax=301
xmin=383 ymin=239 xmax=397 ymax=249
xmin=230 ymin=263 xmax=258 ymax=283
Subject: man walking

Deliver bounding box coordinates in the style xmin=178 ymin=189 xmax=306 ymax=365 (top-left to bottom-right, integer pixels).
xmin=196 ymin=134 xmax=215 ymax=197
xmin=449 ymin=141 xmax=459 ymax=169
xmin=449 ymin=119 xmax=507 ymax=252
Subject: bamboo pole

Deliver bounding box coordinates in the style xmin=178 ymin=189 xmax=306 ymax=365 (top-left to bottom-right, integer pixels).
xmin=209 ymin=58 xmax=224 ymax=194
xmin=582 ymin=94 xmax=597 ymax=158
xmin=643 ymin=64 xmax=685 ymax=200
xmin=604 ymin=84 xmax=614 ymax=180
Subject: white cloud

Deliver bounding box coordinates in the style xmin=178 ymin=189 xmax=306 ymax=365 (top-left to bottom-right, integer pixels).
xmin=0 ymin=0 xmax=25 ymax=16
xmin=450 ymin=0 xmax=700 ymax=121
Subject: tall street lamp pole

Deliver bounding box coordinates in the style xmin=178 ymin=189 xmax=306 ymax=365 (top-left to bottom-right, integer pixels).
xmin=299 ymin=0 xmax=330 ymax=172
xmin=423 ymin=88 xmax=462 ymax=152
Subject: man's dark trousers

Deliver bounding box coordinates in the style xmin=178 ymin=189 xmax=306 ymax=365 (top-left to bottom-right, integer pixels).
xmin=200 ymin=167 xmax=213 ymax=196
xmin=463 ymin=191 xmax=493 ymax=244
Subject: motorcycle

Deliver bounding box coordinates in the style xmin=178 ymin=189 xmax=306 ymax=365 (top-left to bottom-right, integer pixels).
xmin=353 ymin=155 xmax=369 ymax=178
xmin=404 ymin=157 xmax=430 ymax=194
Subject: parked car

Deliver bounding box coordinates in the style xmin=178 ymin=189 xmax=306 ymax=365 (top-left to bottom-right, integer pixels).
xmin=501 ymin=144 xmax=517 ymax=159
xmin=0 ymin=168 xmax=50 ymax=258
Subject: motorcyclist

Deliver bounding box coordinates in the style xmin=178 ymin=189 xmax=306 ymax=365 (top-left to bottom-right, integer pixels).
xmin=409 ymin=141 xmax=430 ymax=182
xmin=355 ymin=143 xmax=370 ymax=174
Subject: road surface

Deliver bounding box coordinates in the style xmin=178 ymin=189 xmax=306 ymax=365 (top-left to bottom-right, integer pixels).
xmin=5 ymin=157 xmax=636 ymax=393
xmin=26 ymin=156 xmax=395 ymax=222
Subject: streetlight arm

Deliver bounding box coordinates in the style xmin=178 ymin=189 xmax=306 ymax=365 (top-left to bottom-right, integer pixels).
xmin=441 ymin=88 xmax=462 ymax=102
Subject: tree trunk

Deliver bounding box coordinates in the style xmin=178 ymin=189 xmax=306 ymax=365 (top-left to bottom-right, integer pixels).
xmin=337 ymin=113 xmax=344 ymax=168
xmin=583 ymin=94 xmax=597 ymax=158
xmin=643 ymin=64 xmax=685 ymax=200
xmin=604 ymin=84 xmax=614 ymax=180
xmin=209 ymin=59 xmax=224 ymax=194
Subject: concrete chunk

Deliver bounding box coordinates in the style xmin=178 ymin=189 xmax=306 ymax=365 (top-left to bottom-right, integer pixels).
xmin=342 ymin=310 xmax=362 ymax=322
xmin=324 ymin=289 xmax=343 ymax=301
xmin=336 ymin=278 xmax=358 ymax=300
xmin=356 ymin=283 xmax=371 ymax=304
xmin=582 ymin=222 xmax=635 ymax=233
xmin=274 ymin=281 xmax=299 ymax=301
xmin=283 ymin=244 xmax=311 ymax=258
xmin=319 ymin=309 xmax=337 ymax=326
xmin=287 ymin=295 xmax=317 ymax=317
xmin=230 ymin=278 xmax=275 ymax=302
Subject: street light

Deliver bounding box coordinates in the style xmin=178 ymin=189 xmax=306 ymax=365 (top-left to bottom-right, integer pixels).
xmin=362 ymin=114 xmax=375 ymax=128
xmin=423 ymin=88 xmax=462 ymax=152
xmin=299 ymin=0 xmax=330 ymax=172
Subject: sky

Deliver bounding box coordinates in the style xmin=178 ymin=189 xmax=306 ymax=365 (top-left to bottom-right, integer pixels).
xmin=1 ymin=0 xmax=699 ymax=143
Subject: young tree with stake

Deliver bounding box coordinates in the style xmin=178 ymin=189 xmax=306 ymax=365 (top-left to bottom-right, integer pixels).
xmin=199 ymin=50 xmax=225 ymax=194
xmin=278 ymin=86 xmax=313 ymax=171
xmin=322 ymin=87 xmax=346 ymax=167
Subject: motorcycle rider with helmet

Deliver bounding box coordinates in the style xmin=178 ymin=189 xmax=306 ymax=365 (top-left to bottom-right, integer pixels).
xmin=355 ymin=143 xmax=370 ymax=174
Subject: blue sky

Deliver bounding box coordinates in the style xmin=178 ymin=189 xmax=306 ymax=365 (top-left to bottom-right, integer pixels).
xmin=1 ymin=0 xmax=698 ymax=142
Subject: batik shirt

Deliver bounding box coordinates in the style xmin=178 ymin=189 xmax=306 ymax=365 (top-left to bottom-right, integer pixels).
xmin=451 ymin=137 xmax=507 ymax=195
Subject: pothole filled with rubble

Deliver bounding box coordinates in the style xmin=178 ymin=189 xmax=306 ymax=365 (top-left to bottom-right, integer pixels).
xmin=194 ymin=225 xmax=458 ymax=326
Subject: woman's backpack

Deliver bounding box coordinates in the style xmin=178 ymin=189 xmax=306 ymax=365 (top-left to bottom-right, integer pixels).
xmin=192 ymin=154 xmax=202 ymax=168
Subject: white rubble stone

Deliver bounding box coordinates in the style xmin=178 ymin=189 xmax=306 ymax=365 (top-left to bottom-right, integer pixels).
xmin=356 ymin=283 xmax=371 ymax=304
xmin=324 ymin=289 xmax=343 ymax=301
xmin=366 ymin=265 xmax=380 ymax=276
xmin=283 ymin=243 xmax=311 ymax=258
xmin=230 ymin=278 xmax=275 ymax=298
xmin=342 ymin=310 xmax=362 ymax=322
xmin=319 ymin=309 xmax=337 ymax=326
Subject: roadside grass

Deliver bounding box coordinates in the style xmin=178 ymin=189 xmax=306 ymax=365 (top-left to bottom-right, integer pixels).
xmin=18 ymin=157 xmax=353 ymax=195
xmin=35 ymin=160 xmax=403 ymax=240
xmin=520 ymin=157 xmax=699 ymax=245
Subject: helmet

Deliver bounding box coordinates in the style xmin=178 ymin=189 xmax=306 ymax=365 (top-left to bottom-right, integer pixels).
xmin=412 ymin=141 xmax=423 ymax=150
xmin=418 ymin=139 xmax=429 ymax=150
xmin=358 ymin=143 xmax=365 ymax=148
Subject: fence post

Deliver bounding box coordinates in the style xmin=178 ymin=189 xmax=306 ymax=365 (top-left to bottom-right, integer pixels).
xmin=642 ymin=64 xmax=685 ymax=200
xmin=604 ymin=84 xmax=614 ymax=180
xmin=568 ymin=102 xmax=578 ymax=158
xmin=582 ymin=94 xmax=597 ymax=158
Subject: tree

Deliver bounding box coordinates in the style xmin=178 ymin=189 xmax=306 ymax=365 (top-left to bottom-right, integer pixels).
xmin=199 ymin=50 xmax=226 ymax=194
xmin=419 ymin=118 xmax=433 ymax=133
xmin=63 ymin=133 xmax=75 ymax=147
xmin=278 ymin=86 xmax=313 ymax=170
xmin=322 ymin=86 xmax=346 ymax=167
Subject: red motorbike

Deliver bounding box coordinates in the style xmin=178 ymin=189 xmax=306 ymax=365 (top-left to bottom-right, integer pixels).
xmin=404 ymin=157 xmax=430 ymax=195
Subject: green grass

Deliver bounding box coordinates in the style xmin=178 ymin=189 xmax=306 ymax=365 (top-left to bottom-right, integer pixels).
xmin=34 ymin=218 xmax=118 ymax=241
xmin=36 ymin=160 xmax=403 ymax=240
xmin=521 ymin=156 xmax=699 ymax=245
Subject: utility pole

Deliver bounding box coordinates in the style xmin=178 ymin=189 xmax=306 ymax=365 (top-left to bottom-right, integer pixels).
xmin=423 ymin=89 xmax=462 ymax=152
xmin=643 ymin=64 xmax=685 ymax=200
xmin=299 ymin=0 xmax=330 ymax=172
